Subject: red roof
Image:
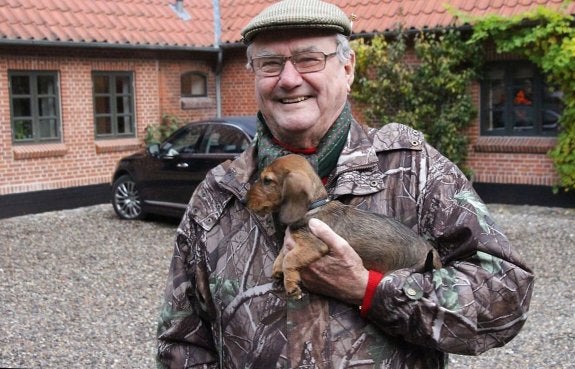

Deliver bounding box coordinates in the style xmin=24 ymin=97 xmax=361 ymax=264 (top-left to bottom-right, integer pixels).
xmin=0 ymin=0 xmax=573 ymax=49
xmin=0 ymin=0 xmax=215 ymax=49
xmin=220 ymin=0 xmax=575 ymax=43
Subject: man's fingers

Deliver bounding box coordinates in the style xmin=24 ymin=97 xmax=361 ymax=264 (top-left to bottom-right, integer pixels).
xmin=308 ymin=218 xmax=347 ymax=252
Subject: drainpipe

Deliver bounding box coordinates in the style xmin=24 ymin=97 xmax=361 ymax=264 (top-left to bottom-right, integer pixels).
xmin=213 ymin=0 xmax=222 ymax=118
xmin=215 ymin=51 xmax=223 ymax=118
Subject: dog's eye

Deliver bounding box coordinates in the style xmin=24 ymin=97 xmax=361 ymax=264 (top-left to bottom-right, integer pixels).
xmin=262 ymin=176 xmax=273 ymax=186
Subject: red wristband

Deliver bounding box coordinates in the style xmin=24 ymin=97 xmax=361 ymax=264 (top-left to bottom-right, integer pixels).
xmin=360 ymin=270 xmax=384 ymax=318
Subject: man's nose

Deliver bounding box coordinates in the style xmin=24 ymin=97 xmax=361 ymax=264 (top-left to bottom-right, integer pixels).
xmin=277 ymin=59 xmax=303 ymax=86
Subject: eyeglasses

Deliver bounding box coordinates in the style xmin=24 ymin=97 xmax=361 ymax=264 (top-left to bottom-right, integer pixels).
xmin=250 ymin=51 xmax=338 ymax=77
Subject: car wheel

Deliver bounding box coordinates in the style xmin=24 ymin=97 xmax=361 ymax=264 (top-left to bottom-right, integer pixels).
xmin=112 ymin=174 xmax=146 ymax=220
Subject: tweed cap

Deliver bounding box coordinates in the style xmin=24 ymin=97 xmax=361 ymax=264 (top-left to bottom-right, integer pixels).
xmin=241 ymin=0 xmax=352 ymax=44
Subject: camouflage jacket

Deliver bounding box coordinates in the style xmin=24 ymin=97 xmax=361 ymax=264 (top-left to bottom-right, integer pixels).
xmin=156 ymin=121 xmax=534 ymax=369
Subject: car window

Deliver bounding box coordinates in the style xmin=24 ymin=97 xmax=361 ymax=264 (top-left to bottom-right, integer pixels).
xmin=205 ymin=125 xmax=250 ymax=154
xmin=161 ymin=124 xmax=205 ymax=154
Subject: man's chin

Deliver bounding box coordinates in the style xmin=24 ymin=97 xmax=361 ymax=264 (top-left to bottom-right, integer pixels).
xmin=274 ymin=117 xmax=316 ymax=133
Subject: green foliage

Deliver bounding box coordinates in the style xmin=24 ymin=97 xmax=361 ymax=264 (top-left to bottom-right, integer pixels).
xmin=352 ymin=28 xmax=482 ymax=175
xmin=144 ymin=114 xmax=184 ymax=146
xmin=463 ymin=3 xmax=575 ymax=191
xmin=14 ymin=122 xmax=32 ymax=140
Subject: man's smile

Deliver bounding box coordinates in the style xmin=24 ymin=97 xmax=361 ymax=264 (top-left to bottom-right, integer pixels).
xmin=280 ymin=96 xmax=310 ymax=104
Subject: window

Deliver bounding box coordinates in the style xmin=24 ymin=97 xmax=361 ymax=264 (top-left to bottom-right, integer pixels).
xmin=9 ymin=71 xmax=61 ymax=143
xmin=203 ymin=124 xmax=250 ymax=154
xmin=93 ymin=72 xmax=135 ymax=138
xmin=160 ymin=124 xmax=204 ymax=155
xmin=480 ymin=62 xmax=562 ymax=136
xmin=159 ymin=123 xmax=250 ymax=156
xmin=181 ymin=72 xmax=207 ymax=97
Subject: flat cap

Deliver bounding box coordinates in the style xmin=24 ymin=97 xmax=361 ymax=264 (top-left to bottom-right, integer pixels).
xmin=241 ymin=0 xmax=352 ymax=44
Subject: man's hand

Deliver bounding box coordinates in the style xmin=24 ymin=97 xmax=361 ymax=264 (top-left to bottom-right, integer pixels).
xmin=283 ymin=218 xmax=369 ymax=305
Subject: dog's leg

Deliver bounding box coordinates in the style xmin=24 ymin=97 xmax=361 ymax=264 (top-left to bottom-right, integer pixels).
xmin=282 ymin=235 xmax=328 ymax=299
xmin=272 ymin=247 xmax=285 ymax=280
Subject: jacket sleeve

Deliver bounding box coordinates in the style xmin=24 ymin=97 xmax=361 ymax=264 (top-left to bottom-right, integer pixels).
xmin=365 ymin=144 xmax=535 ymax=355
xmin=156 ymin=214 xmax=218 ymax=369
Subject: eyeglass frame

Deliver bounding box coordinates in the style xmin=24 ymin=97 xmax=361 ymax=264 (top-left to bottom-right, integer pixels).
xmin=249 ymin=51 xmax=338 ymax=77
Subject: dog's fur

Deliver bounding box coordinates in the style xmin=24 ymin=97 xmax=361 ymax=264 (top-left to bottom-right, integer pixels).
xmin=247 ymin=154 xmax=442 ymax=299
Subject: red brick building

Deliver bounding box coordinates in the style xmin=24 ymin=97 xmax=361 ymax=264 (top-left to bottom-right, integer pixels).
xmin=1 ymin=0 xmax=573 ymax=216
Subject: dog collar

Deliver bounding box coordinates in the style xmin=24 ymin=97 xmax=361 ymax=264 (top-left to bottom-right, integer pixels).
xmin=308 ymin=197 xmax=331 ymax=210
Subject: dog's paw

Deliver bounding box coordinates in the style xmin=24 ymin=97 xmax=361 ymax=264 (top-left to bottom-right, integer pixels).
xmin=285 ymin=285 xmax=303 ymax=300
xmin=272 ymin=270 xmax=284 ymax=281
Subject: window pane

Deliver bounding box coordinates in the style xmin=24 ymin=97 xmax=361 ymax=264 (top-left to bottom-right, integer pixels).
xmin=39 ymin=118 xmax=58 ymax=138
xmin=12 ymin=98 xmax=32 ymax=117
xmin=117 ymin=116 xmax=133 ymax=134
xmin=511 ymin=68 xmax=534 ymax=131
xmin=95 ymin=96 xmax=111 ymax=114
xmin=37 ymin=75 xmax=56 ymax=95
xmin=94 ymin=75 xmax=109 ymax=93
xmin=190 ymin=74 xmax=206 ymax=96
xmin=14 ymin=119 xmax=33 ymax=140
xmin=542 ymin=86 xmax=562 ymax=133
xmin=116 ymin=96 xmax=131 ymax=114
xmin=96 ymin=116 xmax=112 ymax=135
xmin=164 ymin=124 xmax=204 ymax=153
xmin=486 ymin=79 xmax=505 ymax=132
xmin=116 ymin=76 xmax=131 ymax=94
xmin=181 ymin=72 xmax=207 ymax=97
xmin=39 ymin=97 xmax=57 ymax=117
xmin=513 ymin=105 xmax=534 ymax=131
xmin=207 ymin=125 xmax=246 ymax=153
xmin=11 ymin=75 xmax=30 ymax=94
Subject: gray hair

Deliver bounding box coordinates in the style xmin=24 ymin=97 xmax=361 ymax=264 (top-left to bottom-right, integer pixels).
xmin=245 ymin=33 xmax=352 ymax=71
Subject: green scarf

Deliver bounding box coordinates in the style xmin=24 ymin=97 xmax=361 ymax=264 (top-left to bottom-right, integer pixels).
xmin=256 ymin=103 xmax=352 ymax=179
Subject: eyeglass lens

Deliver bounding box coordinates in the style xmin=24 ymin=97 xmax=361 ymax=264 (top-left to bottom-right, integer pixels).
xmin=251 ymin=52 xmax=335 ymax=76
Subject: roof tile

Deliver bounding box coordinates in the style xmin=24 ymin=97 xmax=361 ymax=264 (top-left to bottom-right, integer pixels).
xmin=0 ymin=0 xmax=216 ymax=48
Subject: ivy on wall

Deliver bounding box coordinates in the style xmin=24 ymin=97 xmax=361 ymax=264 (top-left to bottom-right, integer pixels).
xmin=463 ymin=4 xmax=575 ymax=191
xmin=351 ymin=28 xmax=482 ymax=177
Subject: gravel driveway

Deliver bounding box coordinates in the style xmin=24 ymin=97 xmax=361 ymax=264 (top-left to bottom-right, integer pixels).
xmin=1 ymin=203 xmax=573 ymax=368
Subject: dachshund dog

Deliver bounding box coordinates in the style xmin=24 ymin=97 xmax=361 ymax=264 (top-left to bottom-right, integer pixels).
xmin=246 ymin=154 xmax=442 ymax=299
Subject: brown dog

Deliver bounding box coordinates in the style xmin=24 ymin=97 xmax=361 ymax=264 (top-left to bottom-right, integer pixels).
xmin=247 ymin=154 xmax=442 ymax=299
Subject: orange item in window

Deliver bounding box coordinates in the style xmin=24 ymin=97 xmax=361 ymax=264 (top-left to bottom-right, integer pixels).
xmin=514 ymin=90 xmax=532 ymax=105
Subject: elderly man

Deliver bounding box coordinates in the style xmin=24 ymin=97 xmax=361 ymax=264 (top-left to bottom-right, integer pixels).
xmin=156 ymin=1 xmax=534 ymax=368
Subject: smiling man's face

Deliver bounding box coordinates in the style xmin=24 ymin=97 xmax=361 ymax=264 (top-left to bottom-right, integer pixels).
xmin=249 ymin=32 xmax=355 ymax=148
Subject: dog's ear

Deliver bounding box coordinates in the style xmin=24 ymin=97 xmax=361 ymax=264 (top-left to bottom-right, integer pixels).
xmin=279 ymin=171 xmax=314 ymax=224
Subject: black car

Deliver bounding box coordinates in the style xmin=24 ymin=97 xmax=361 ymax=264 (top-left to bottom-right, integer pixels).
xmin=111 ymin=116 xmax=257 ymax=220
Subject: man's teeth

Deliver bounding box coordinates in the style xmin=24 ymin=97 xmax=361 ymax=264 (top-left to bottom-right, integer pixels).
xmin=282 ymin=96 xmax=307 ymax=103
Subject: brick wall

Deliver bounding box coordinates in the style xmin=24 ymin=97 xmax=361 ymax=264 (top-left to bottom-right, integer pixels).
xmin=0 ymin=45 xmax=560 ymax=197
xmin=158 ymin=58 xmax=218 ymax=122
xmin=221 ymin=48 xmax=258 ymax=116
xmin=0 ymin=49 xmax=218 ymax=196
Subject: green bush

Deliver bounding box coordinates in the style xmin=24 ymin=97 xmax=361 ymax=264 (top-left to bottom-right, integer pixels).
xmin=144 ymin=114 xmax=184 ymax=146
xmin=352 ymin=28 xmax=482 ymax=176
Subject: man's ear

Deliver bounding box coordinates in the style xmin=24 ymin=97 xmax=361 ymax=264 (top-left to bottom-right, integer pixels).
xmin=345 ymin=50 xmax=355 ymax=87
xmin=279 ymin=171 xmax=313 ymax=224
